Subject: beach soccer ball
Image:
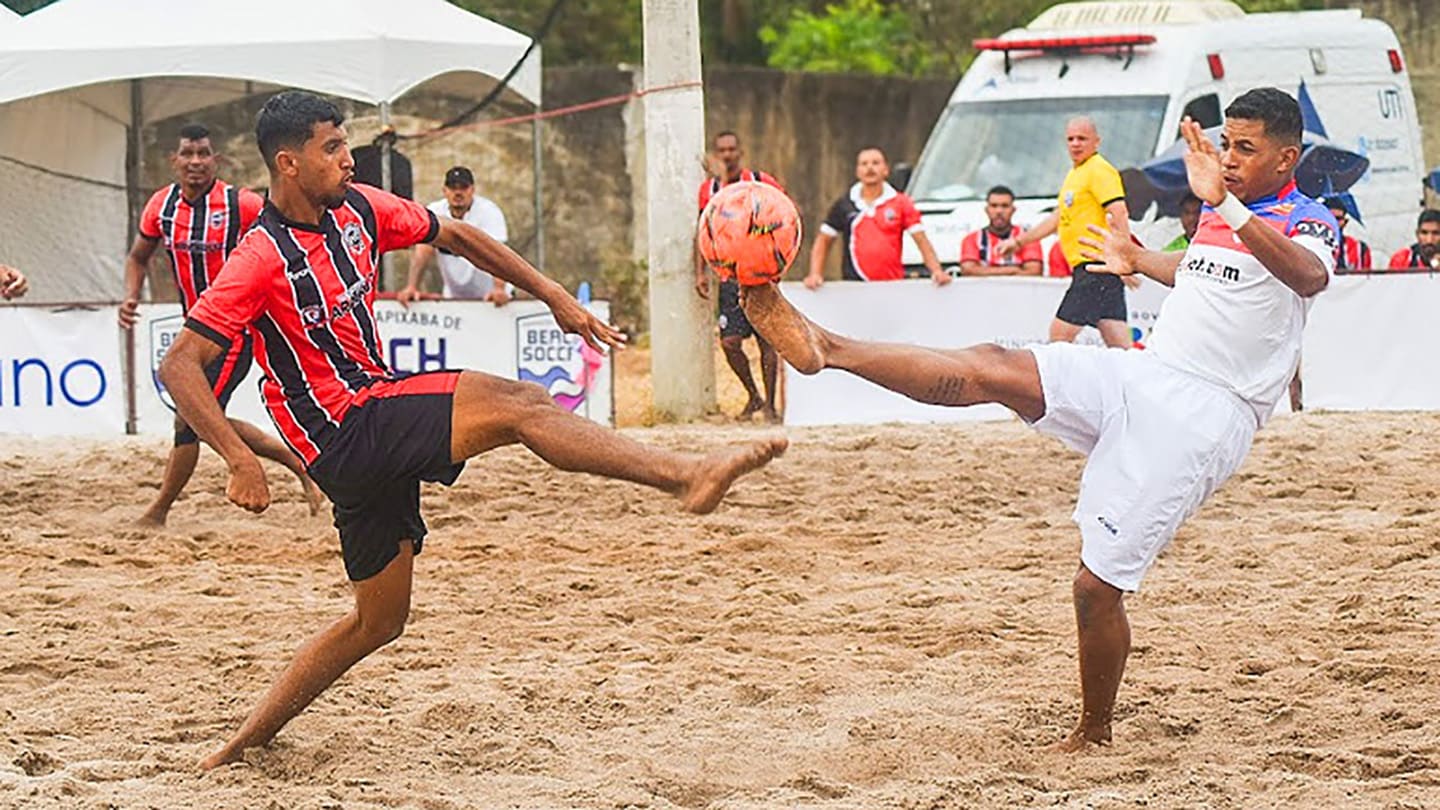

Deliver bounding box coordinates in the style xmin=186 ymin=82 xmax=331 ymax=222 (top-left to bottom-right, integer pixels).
xmin=697 ymin=181 xmax=802 ymax=286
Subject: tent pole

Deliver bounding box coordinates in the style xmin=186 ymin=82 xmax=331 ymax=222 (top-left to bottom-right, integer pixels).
xmin=124 ymin=79 xmax=143 ymax=436
xmin=532 ymin=116 xmax=544 ymax=270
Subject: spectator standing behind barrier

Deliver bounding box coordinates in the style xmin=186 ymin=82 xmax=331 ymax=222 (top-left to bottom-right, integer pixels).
xmin=694 ymin=131 xmax=783 ymax=423
xmin=1387 ymin=209 xmax=1440 ymax=270
xmin=1322 ymin=194 xmax=1371 ymax=272
xmin=998 ymin=117 xmax=1134 ymax=347
xmin=805 ymin=147 xmax=951 ymax=289
xmin=0 ymin=264 xmax=27 ymax=299
xmin=399 ymin=166 xmax=511 ymax=307
xmin=959 ymin=185 xmax=1043 ymax=276
xmin=1163 ymin=194 xmax=1203 ymax=252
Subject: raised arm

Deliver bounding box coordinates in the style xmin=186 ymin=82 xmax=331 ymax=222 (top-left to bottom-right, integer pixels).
xmin=1180 ymin=118 xmax=1328 ymax=297
xmin=430 ymin=218 xmax=625 ymax=350
xmin=159 ymin=329 xmax=270 ymax=512
xmin=1080 ymin=218 xmax=1183 ymax=287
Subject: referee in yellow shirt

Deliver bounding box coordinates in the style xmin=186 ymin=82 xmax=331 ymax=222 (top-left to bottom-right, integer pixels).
xmin=1000 ymin=116 xmax=1134 ymax=348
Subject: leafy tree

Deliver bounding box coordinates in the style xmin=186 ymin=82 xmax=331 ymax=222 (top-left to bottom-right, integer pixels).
xmin=759 ymin=0 xmax=932 ymax=75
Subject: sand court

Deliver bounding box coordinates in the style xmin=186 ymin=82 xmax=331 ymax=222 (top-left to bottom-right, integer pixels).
xmin=2 ymin=412 xmax=1439 ymax=808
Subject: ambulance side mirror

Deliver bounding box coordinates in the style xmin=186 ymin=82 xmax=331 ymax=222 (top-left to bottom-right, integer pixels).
xmin=892 ymin=162 xmax=914 ymax=192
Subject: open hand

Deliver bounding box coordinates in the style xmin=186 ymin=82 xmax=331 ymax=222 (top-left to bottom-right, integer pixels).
xmin=1180 ymin=117 xmax=1226 ymax=206
xmin=553 ymin=296 xmax=627 ymax=352
xmin=1078 ymin=214 xmax=1140 ymax=277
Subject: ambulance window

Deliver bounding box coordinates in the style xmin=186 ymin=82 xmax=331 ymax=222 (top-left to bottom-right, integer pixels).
xmin=1181 ymin=94 xmax=1221 ymax=129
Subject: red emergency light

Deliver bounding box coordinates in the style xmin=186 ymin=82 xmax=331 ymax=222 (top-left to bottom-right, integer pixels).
xmin=1387 ymin=49 xmax=1404 ymax=73
xmin=1207 ymin=53 xmax=1224 ymax=79
xmin=973 ymin=34 xmax=1157 ymax=75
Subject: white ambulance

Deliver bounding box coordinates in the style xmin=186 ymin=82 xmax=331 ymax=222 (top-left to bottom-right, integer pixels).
xmin=902 ymin=0 xmax=1426 ymax=268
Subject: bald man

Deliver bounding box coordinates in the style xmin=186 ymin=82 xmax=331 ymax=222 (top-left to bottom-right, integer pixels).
xmin=1000 ymin=117 xmax=1134 ymax=348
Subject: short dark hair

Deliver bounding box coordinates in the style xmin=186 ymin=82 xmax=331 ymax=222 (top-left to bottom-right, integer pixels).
xmin=713 ymin=130 xmax=740 ymax=146
xmin=178 ymin=123 xmax=211 ymax=143
xmin=1419 ymin=209 xmax=1440 ymax=228
xmin=985 ymin=185 xmax=1015 ymax=200
xmin=857 ymin=145 xmax=887 ymax=160
xmin=1224 ymin=87 xmax=1302 ymax=146
xmin=256 ymin=91 xmax=345 ymax=170
xmin=1179 ymin=192 xmax=1202 ymax=209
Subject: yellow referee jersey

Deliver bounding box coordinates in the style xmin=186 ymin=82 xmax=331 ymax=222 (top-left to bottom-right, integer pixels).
xmin=1057 ymin=153 xmax=1125 ymax=269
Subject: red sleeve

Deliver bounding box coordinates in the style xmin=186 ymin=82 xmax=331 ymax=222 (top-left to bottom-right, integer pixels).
xmin=1018 ymin=234 xmax=1044 ymax=264
xmin=959 ymin=231 xmax=981 ymax=263
xmin=697 ymin=180 xmax=711 ymax=213
xmin=355 ymin=184 xmax=440 ymax=254
xmin=139 ymin=188 xmax=166 ymax=239
xmin=898 ymin=194 xmax=922 ymax=230
xmin=184 ymin=234 xmax=271 ymax=347
xmin=238 ymin=188 xmax=265 ymax=231
xmin=1388 ymin=247 xmax=1412 ymax=269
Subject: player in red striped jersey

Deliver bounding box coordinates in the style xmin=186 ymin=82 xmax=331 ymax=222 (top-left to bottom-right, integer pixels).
xmin=159 ymin=92 xmax=786 ymax=768
xmin=121 ymin=122 xmax=322 ymax=527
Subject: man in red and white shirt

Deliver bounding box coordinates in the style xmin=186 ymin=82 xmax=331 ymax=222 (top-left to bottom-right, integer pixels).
xmin=1386 ymin=209 xmax=1440 ymax=270
xmin=120 ymin=122 xmax=319 ymax=527
xmin=693 ymin=131 xmax=783 ymax=422
xmin=959 ymin=185 xmax=1043 ymax=276
xmin=804 ymin=147 xmax=950 ymax=288
xmin=162 ymin=92 xmax=786 ymax=770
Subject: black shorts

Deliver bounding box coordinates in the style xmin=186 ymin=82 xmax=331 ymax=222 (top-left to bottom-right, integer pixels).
xmin=1054 ymin=264 xmax=1128 ymax=328
xmin=717 ymin=279 xmax=754 ymax=340
xmin=175 ymin=331 xmax=254 ymax=446
xmin=306 ymin=371 xmax=466 ymax=581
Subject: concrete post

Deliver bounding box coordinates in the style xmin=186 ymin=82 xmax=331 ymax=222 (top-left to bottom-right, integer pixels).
xmin=642 ymin=0 xmax=714 ymax=420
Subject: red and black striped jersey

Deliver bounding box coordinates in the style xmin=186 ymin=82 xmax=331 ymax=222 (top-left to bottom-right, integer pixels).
xmin=185 ymin=184 xmax=440 ymax=464
xmin=139 ymin=180 xmax=264 ymax=312
xmin=697 ymin=169 xmax=783 ymax=212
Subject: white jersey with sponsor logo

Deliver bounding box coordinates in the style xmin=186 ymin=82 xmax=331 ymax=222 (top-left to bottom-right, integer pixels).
xmin=1147 ymin=181 xmax=1338 ymax=425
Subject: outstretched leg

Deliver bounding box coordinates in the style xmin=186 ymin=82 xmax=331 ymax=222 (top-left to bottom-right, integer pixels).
xmin=229 ymin=419 xmax=326 ymax=515
xmin=449 ymin=372 xmax=786 ymax=514
xmin=1054 ymin=565 xmax=1130 ymax=752
xmin=741 ymin=283 xmax=1045 ymax=421
xmin=200 ymin=541 xmax=416 ymax=769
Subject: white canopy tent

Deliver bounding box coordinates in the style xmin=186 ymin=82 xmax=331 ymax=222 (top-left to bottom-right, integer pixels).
xmin=0 ymin=6 xmax=17 ymax=21
xmin=0 ymin=0 xmax=541 ymax=302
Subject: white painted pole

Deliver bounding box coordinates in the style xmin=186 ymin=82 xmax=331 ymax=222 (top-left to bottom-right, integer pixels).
xmin=642 ymin=0 xmax=714 ymax=420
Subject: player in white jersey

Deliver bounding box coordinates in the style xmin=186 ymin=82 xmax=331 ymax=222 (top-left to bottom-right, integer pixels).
xmin=739 ymin=87 xmax=1336 ymax=751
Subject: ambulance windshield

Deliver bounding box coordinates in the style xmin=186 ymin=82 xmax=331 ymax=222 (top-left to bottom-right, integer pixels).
xmin=908 ymin=96 xmax=1167 ymax=202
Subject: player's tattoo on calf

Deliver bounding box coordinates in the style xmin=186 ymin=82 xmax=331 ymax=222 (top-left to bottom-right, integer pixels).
xmin=924 ymin=375 xmax=967 ymax=405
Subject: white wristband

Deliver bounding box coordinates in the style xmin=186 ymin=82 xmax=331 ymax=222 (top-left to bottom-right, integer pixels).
xmin=1215 ymin=193 xmax=1253 ymax=232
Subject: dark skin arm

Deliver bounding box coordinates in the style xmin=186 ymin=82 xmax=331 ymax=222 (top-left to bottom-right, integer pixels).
xmin=158 ymin=331 xmax=271 ymax=512
xmin=430 ymin=218 xmax=626 ymax=351
xmin=120 ymin=236 xmax=160 ymax=328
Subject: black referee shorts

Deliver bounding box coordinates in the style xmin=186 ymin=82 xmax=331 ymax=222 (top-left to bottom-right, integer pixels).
xmin=1054 ymin=263 xmax=1128 ymax=328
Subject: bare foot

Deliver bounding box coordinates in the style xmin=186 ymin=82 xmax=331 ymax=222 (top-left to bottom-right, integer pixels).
xmin=679 ymin=436 xmax=788 ymax=514
xmin=300 ymin=476 xmax=327 ymax=516
xmin=1049 ymin=724 xmax=1111 ymax=753
xmin=762 ymin=405 xmax=782 ymax=425
xmin=134 ymin=512 xmax=167 ymax=529
xmin=740 ymin=284 xmax=826 ymax=375
xmin=738 ymin=397 xmax=765 ymax=421
xmin=198 ymin=745 xmax=243 ymax=771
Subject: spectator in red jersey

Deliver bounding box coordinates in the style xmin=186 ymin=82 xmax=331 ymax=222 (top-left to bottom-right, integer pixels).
xmin=121 ymin=122 xmax=321 ymax=528
xmin=1387 ymin=209 xmax=1440 ymax=270
xmin=1321 ymin=194 xmax=1371 ymax=272
xmin=160 ymin=92 xmax=785 ymax=770
xmin=804 ymin=147 xmax=950 ymax=289
xmin=0 ymin=264 xmax=27 ymax=299
xmin=959 ymin=185 xmax=1043 ymax=276
xmin=694 ymin=131 xmax=782 ymax=422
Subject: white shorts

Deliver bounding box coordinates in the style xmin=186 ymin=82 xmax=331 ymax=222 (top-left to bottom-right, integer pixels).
xmin=1028 ymin=343 xmax=1257 ymax=591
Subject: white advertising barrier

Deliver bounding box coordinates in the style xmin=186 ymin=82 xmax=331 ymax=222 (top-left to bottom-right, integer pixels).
xmin=131 ymin=298 xmax=615 ymax=437
xmin=0 ymin=305 xmax=125 ymax=436
xmin=781 ymin=278 xmax=1170 ymax=426
xmin=1304 ymin=273 xmax=1440 ymax=411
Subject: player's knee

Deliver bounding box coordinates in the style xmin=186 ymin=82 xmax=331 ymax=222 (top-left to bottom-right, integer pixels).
xmin=1072 ymin=567 xmax=1121 ymax=614
xmin=358 ymin=604 xmax=409 ymax=647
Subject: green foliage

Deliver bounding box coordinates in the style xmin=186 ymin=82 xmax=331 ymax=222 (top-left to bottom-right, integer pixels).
xmin=759 ymin=0 xmax=932 ymax=76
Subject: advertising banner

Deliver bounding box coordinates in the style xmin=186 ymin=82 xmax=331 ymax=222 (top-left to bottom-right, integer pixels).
xmin=0 ymin=305 xmax=125 ymax=436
